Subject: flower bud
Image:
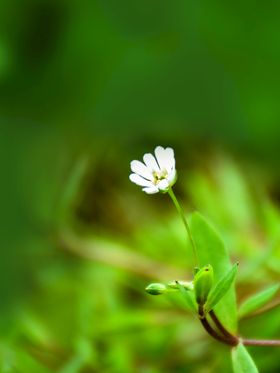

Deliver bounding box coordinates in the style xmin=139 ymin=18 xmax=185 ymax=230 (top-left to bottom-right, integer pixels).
xmin=145 ymin=283 xmax=167 ymax=295
xmin=194 ymin=264 xmax=214 ymax=305
xmin=167 ymin=280 xmax=194 ymax=291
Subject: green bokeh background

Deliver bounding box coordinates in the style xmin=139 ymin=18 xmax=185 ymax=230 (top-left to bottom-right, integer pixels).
xmin=1 ymin=1 xmax=280 ymax=372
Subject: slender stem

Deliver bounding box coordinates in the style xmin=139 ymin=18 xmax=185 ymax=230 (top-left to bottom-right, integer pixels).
xmin=168 ymin=187 xmax=199 ymax=266
xmin=242 ymin=338 xmax=280 ymax=346
xmin=209 ymin=310 xmax=239 ymax=344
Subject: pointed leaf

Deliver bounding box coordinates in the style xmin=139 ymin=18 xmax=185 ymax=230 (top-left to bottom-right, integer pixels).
xmin=176 ymin=281 xmax=197 ymax=314
xmin=238 ymin=284 xmax=280 ymax=319
xmin=231 ymin=344 xmax=258 ymax=373
xmin=205 ymin=263 xmax=238 ymax=313
xmin=190 ymin=212 xmax=237 ymax=332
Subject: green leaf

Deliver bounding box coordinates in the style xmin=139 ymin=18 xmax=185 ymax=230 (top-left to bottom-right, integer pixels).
xmin=190 ymin=212 xmax=237 ymax=332
xmin=238 ymin=284 xmax=280 ymax=319
xmin=204 ymin=263 xmax=238 ymax=314
xmin=231 ymin=344 xmax=259 ymax=373
xmin=176 ymin=281 xmax=197 ymax=314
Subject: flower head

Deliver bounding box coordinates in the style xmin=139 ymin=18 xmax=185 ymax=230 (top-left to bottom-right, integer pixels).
xmin=129 ymin=146 xmax=177 ymax=194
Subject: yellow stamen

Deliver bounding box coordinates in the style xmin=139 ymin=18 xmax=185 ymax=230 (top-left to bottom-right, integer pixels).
xmin=152 ymin=169 xmax=168 ymax=185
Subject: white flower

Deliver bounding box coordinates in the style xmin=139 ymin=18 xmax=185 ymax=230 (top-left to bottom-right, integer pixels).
xmin=129 ymin=146 xmax=177 ymax=194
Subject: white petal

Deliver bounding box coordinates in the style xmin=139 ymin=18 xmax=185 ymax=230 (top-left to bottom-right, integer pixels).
xmin=164 ymin=147 xmax=175 ymax=171
xmin=142 ymin=186 xmax=159 ymax=194
xmin=130 ymin=160 xmax=153 ymax=180
xmin=129 ymin=173 xmax=153 ymax=187
xmin=143 ymin=153 xmax=160 ymax=172
xmin=167 ymin=167 xmax=177 ymax=184
xmin=155 ymin=146 xmax=175 ymax=171
xmin=157 ymin=179 xmax=169 ymax=191
xmin=154 ymin=146 xmax=166 ymax=170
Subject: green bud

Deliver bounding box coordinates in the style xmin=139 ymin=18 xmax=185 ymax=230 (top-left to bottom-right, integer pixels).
xmin=145 ymin=283 xmax=167 ymax=295
xmin=167 ymin=280 xmax=194 ymax=291
xmin=194 ymin=264 xmax=214 ymax=305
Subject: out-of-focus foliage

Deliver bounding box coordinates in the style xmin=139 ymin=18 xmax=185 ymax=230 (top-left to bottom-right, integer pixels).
xmin=2 ymin=138 xmax=280 ymax=372
xmin=1 ymin=1 xmax=280 ymax=372
xmin=238 ymin=284 xmax=280 ymax=319
xmin=1 ymin=0 xmax=280 ymax=161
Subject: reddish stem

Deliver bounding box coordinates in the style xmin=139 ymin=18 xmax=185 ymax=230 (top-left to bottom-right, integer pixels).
xmin=198 ymin=305 xmax=237 ymax=346
xmin=209 ymin=310 xmax=239 ymax=345
xmin=242 ymin=338 xmax=280 ymax=346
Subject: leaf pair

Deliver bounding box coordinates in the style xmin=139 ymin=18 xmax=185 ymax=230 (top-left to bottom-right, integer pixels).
xmin=189 ymin=214 xmax=259 ymax=372
xmin=190 ymin=213 xmax=237 ymax=332
xmin=177 ymin=263 xmax=238 ymax=315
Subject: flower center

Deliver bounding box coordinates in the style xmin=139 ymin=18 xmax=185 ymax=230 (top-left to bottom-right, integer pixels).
xmin=152 ymin=169 xmax=168 ymax=185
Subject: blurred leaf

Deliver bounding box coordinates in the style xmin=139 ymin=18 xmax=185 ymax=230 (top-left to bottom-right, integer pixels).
xmin=58 ymin=356 xmax=85 ymax=373
xmin=58 ymin=156 xmax=89 ymax=226
xmin=238 ymin=284 xmax=280 ymax=319
xmin=15 ymin=350 xmax=52 ymax=373
xmin=205 ymin=263 xmax=238 ymax=314
xmin=190 ymin=212 xmax=237 ymax=332
xmin=231 ymin=344 xmax=258 ymax=373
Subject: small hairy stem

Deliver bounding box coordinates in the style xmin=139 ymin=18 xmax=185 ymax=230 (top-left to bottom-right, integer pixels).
xmin=209 ymin=310 xmax=239 ymax=344
xmin=168 ymin=187 xmax=199 ymax=266
xmin=242 ymin=338 xmax=280 ymax=346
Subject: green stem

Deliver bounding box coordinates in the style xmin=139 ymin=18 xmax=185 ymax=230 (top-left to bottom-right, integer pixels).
xmin=168 ymin=187 xmax=199 ymax=266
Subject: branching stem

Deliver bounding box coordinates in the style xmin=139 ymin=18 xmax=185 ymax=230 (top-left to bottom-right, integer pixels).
xmin=202 ymin=309 xmax=280 ymax=347
xmin=198 ymin=305 xmax=237 ymax=346
xmin=209 ymin=310 xmax=238 ymax=344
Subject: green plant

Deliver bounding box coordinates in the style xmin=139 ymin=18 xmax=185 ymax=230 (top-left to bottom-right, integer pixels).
xmin=130 ymin=146 xmax=280 ymax=372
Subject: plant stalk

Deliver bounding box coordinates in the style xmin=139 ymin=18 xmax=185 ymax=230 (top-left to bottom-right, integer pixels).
xmin=168 ymin=187 xmax=199 ymax=266
xmin=242 ymin=338 xmax=280 ymax=346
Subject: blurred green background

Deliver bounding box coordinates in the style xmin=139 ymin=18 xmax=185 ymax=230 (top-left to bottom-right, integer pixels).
xmin=1 ymin=1 xmax=280 ymax=372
